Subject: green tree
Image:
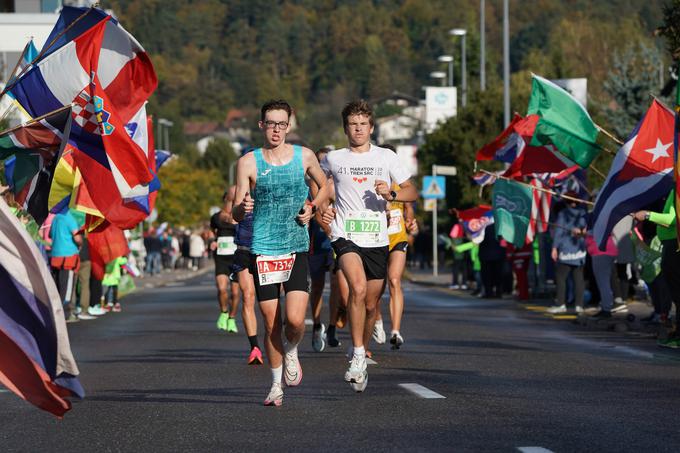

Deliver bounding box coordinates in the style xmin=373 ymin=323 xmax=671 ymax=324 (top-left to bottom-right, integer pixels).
xmin=156 ymin=157 xmax=224 ymax=226
xmin=603 ymin=42 xmax=664 ymax=139
xmin=198 ymin=137 xmax=238 ymax=184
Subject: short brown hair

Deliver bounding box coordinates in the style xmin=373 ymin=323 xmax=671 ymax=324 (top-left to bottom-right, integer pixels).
xmin=261 ymin=100 xmax=292 ymax=121
xmin=341 ymin=99 xmax=374 ymax=129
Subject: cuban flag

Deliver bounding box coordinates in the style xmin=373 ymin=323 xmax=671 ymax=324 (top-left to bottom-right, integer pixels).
xmin=0 ymin=197 xmax=83 ymax=418
xmin=591 ymin=99 xmax=676 ymax=249
xmin=8 ymin=6 xmax=157 ymax=228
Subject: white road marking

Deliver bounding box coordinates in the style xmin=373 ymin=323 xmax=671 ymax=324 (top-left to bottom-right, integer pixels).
xmin=398 ymin=383 xmax=445 ymax=399
xmin=165 ymin=282 xmax=185 ymax=287
xmin=304 ymin=318 xmax=313 ymax=326
xmin=366 ymin=358 xmax=378 ymax=365
xmin=517 ymin=447 xmax=555 ymax=453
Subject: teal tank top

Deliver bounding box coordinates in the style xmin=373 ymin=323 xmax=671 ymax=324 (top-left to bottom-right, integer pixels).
xmin=251 ymin=145 xmax=310 ymax=255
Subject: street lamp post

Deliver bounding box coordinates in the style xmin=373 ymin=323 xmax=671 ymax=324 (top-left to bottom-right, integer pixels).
xmin=437 ymin=55 xmax=454 ymax=87
xmin=503 ymin=0 xmax=510 ymax=126
xmin=449 ymin=28 xmax=467 ymax=107
xmin=480 ymin=0 xmax=486 ymax=91
xmin=429 ymin=71 xmax=447 ymax=87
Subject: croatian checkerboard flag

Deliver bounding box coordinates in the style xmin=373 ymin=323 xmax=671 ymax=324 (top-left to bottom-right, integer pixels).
xmin=8 ymin=6 xmax=157 ymax=227
xmin=591 ymin=100 xmax=676 ymax=249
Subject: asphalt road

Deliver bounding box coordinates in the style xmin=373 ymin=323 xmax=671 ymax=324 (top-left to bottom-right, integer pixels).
xmin=2 ymin=271 xmax=680 ymax=452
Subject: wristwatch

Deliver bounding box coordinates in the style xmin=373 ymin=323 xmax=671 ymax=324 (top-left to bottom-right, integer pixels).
xmin=389 ymin=190 xmax=397 ymax=201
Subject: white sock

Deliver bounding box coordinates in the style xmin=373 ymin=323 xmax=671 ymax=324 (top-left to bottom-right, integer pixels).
xmin=391 ymin=330 xmax=399 ymax=336
xmin=284 ymin=342 xmax=298 ymax=356
xmin=353 ymin=345 xmax=365 ymax=358
xmin=271 ymin=366 xmax=283 ymax=384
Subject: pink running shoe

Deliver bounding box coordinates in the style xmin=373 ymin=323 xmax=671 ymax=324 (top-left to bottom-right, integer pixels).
xmin=248 ymin=346 xmax=264 ymax=365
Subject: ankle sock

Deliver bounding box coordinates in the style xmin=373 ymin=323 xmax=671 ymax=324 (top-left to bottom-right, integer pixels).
xmin=327 ymin=325 xmax=336 ymax=338
xmin=271 ymin=366 xmax=282 ymax=384
xmin=248 ymin=335 xmax=259 ymax=350
xmin=313 ymin=323 xmax=321 ymax=331
xmin=353 ymin=345 xmax=365 ymax=358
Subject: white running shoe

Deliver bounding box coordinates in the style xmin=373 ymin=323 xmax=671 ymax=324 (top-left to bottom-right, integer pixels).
xmin=372 ymin=319 xmax=386 ymax=344
xmin=263 ymin=382 xmax=284 ymax=407
xmin=546 ymin=304 xmax=567 ymax=314
xmin=77 ymin=313 xmax=96 ymax=320
xmin=390 ymin=332 xmax=404 ymax=350
xmin=312 ymin=324 xmax=326 ymax=352
xmin=350 ymin=372 xmax=368 ymax=392
xmin=612 ymin=303 xmax=628 ymax=314
xmin=88 ymin=306 xmax=107 ymax=316
xmin=284 ymin=349 xmax=303 ymax=386
xmin=344 ymin=354 xmax=367 ymax=383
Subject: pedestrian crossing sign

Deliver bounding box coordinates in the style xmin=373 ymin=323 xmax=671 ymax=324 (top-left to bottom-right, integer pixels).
xmin=422 ymin=176 xmax=445 ymax=199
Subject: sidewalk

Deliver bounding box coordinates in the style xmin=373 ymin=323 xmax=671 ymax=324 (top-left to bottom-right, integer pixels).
xmin=123 ymin=262 xmax=214 ymax=296
xmin=406 ymin=265 xmax=667 ymax=341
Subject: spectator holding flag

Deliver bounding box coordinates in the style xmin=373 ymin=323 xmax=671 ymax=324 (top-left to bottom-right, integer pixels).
xmin=634 ymin=189 xmax=680 ymax=348
xmin=547 ymin=193 xmax=587 ymax=314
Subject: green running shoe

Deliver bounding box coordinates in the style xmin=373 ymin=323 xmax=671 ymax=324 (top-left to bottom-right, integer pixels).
xmin=217 ymin=312 xmax=229 ymax=331
xmin=227 ymin=317 xmax=238 ymax=333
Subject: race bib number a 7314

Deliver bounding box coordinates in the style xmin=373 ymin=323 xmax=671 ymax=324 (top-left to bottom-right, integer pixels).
xmin=256 ymin=253 xmax=296 ymax=285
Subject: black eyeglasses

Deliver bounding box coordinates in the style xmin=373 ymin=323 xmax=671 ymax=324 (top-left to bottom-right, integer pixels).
xmin=263 ymin=120 xmax=289 ymax=130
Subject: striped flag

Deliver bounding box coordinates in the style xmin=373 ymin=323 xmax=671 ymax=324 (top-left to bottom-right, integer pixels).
xmin=0 ymin=197 xmax=84 ymax=418
xmin=0 ymin=105 xmax=72 ymax=224
xmin=526 ymin=178 xmax=552 ymax=242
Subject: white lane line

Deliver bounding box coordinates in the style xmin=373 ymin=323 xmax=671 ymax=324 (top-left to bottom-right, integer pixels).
xmin=304 ymin=318 xmax=313 ymax=326
xmin=366 ymin=358 xmax=378 ymax=365
xmin=517 ymin=448 xmax=554 ymax=453
xmin=165 ymin=282 xmax=185 ymax=287
xmin=398 ymin=383 xmax=445 ymax=399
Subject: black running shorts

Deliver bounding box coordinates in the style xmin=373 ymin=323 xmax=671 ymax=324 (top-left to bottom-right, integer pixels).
xmin=389 ymin=241 xmax=408 ymax=254
xmin=250 ymin=252 xmax=310 ymax=301
xmin=214 ymin=255 xmax=234 ymax=276
xmin=331 ymin=238 xmax=388 ymax=281
xmin=230 ymin=248 xmax=252 ymax=275
xmin=309 ymin=249 xmax=334 ymax=280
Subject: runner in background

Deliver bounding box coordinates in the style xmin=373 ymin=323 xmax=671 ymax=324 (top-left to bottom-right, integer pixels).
xmin=210 ymin=190 xmax=240 ymax=333
xmin=228 ymin=160 xmax=264 ymax=365
xmin=321 ymin=100 xmax=417 ymax=392
xmin=233 ymin=100 xmax=328 ymax=406
xmin=373 ymin=143 xmax=418 ymax=350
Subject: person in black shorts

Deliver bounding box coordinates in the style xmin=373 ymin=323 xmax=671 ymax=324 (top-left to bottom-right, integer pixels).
xmin=210 ymin=191 xmax=240 ymax=333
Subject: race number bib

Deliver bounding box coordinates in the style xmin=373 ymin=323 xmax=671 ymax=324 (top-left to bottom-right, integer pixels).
xmin=216 ymin=236 xmax=236 ymax=256
xmin=256 ymin=253 xmax=296 ymax=286
xmin=387 ymin=209 xmax=403 ymax=235
xmin=345 ymin=210 xmax=382 ymax=247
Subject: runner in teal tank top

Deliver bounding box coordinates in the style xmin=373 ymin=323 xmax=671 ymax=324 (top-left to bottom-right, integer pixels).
xmin=251 ymin=145 xmax=309 ymax=255
xmin=232 ymin=100 xmax=329 ymax=407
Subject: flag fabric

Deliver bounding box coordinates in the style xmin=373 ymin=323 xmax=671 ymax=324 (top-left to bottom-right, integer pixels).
xmin=527 ymin=74 xmax=600 ymax=168
xmin=88 ymin=221 xmax=130 ymax=280
xmin=6 ymin=39 xmax=39 ymax=89
xmin=476 ymin=113 xmax=575 ymax=177
xmin=154 ymin=149 xmax=172 ymax=172
xmin=457 ymin=205 xmax=494 ymax=244
xmin=472 ymin=172 xmax=499 ymax=186
xmin=591 ymin=99 xmax=676 ymax=249
xmin=675 ymin=71 xmax=680 ymax=245
xmin=476 ymin=114 xmax=526 ymax=162
xmin=0 ymin=106 xmax=72 ymax=224
xmin=8 ymin=6 xmax=158 ymax=228
xmin=492 ymin=178 xmax=533 ymax=247
xmin=0 ymin=197 xmax=84 ymax=418
xmin=526 ymin=178 xmax=552 ymax=242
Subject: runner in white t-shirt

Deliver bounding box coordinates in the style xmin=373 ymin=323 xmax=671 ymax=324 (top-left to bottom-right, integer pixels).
xmin=320 ymin=100 xmax=417 ymax=391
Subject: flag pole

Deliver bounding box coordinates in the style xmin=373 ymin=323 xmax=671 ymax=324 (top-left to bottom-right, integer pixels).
xmin=595 ymin=124 xmax=624 ymax=146
xmin=0 ymin=104 xmax=72 ymax=137
xmin=0 ymin=6 xmax=98 ymax=101
xmin=479 ymin=169 xmax=594 ymax=206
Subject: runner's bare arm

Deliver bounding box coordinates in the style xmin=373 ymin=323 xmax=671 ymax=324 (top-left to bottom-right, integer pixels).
xmin=396 ymin=179 xmax=418 ymax=202
xmin=298 ymin=148 xmax=329 ymax=225
xmin=222 ymin=186 xmax=237 ymax=224
xmin=404 ymin=201 xmax=418 ymax=234
xmin=232 ymin=155 xmax=255 ymax=222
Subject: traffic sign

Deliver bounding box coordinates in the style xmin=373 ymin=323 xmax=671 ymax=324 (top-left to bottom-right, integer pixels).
xmin=433 ymin=165 xmax=457 ymax=176
xmin=424 ymin=198 xmax=437 ymax=211
xmin=422 ymin=176 xmax=446 ymax=199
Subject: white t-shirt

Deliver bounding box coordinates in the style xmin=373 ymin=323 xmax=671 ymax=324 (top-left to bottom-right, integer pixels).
xmin=321 ymin=144 xmax=411 ymax=247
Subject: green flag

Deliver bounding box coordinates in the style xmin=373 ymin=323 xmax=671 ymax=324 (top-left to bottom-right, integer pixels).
xmin=527 ymin=74 xmax=600 ymax=167
xmin=492 ymin=178 xmax=532 ymax=247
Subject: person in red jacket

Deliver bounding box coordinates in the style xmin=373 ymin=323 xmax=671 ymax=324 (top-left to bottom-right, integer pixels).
xmin=506 ymin=242 xmax=532 ymax=300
